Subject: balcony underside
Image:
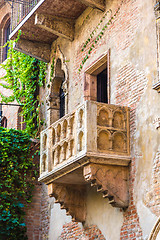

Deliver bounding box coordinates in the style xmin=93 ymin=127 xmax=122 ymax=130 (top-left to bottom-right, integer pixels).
xmin=10 ymin=0 xmax=105 ymax=62
xmin=10 ymin=0 xmax=87 ymax=41
xmin=46 ymin=161 xmax=129 ymax=222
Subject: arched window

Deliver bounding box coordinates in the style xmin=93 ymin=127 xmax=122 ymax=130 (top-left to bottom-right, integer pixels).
xmin=0 ymin=14 xmax=11 ymax=63
xmin=1 ymin=116 xmax=7 ymax=128
xmin=3 ymin=19 xmax=10 ymax=61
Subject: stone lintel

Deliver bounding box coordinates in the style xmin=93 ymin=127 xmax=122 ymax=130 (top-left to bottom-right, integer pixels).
xmin=35 ymin=14 xmax=74 ymax=41
xmin=14 ymin=39 xmax=51 ymax=63
xmin=78 ymin=0 xmax=105 ymax=11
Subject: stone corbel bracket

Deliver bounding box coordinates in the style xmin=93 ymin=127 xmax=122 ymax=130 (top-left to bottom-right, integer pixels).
xmin=13 ymin=39 xmax=51 ymax=63
xmin=83 ymin=163 xmax=129 ymax=208
xmin=48 ymin=183 xmax=86 ymax=222
xmin=35 ymin=14 xmax=75 ymax=41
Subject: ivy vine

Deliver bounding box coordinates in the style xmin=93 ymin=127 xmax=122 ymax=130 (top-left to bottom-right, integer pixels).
xmin=78 ymin=1 xmax=123 ymax=72
xmin=0 ymin=127 xmax=37 ymax=239
xmin=0 ymin=32 xmax=47 ymax=137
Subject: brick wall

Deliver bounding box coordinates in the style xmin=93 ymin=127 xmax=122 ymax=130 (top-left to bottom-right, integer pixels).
xmin=40 ymin=184 xmax=50 ymax=240
xmin=25 ymin=182 xmax=42 ymax=240
xmin=114 ymin=2 xmax=148 ymax=238
xmin=25 ymin=182 xmax=50 ymax=240
xmin=120 ymin=160 xmax=143 ymax=240
xmin=59 ymin=222 xmax=105 ymax=240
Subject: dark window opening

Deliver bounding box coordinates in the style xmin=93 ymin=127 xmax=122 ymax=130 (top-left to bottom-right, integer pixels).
xmin=97 ymin=68 xmax=108 ymax=103
xmin=59 ymin=82 xmax=65 ymax=118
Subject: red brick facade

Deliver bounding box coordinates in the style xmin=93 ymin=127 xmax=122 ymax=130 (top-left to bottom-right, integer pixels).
xmin=120 ymin=160 xmax=143 ymax=240
xmin=59 ymin=223 xmax=105 ymax=240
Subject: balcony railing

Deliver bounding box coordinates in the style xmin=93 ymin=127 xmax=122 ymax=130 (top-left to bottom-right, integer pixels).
xmin=11 ymin=0 xmax=40 ymax=31
xmin=39 ymin=101 xmax=130 ymax=183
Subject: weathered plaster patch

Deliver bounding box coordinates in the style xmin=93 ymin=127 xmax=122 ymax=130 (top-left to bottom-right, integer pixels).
xmin=85 ymin=187 xmax=123 ymax=240
xmin=137 ymin=200 xmax=158 ymax=240
xmin=49 ymin=199 xmax=72 ymax=240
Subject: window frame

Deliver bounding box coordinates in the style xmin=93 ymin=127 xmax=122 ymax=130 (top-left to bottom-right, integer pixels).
xmin=84 ymin=50 xmax=110 ymax=103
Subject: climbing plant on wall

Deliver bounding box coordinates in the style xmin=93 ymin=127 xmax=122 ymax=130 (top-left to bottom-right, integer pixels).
xmin=0 ymin=32 xmax=47 ymax=137
xmin=0 ymin=127 xmax=37 ymax=240
xmin=78 ymin=1 xmax=124 ymax=72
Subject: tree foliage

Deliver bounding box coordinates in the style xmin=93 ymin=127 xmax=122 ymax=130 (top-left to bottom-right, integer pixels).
xmin=0 ymin=33 xmax=47 ymax=137
xmin=0 ymin=33 xmax=44 ymax=238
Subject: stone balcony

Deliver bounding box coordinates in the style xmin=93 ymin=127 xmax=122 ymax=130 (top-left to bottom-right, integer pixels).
xmin=39 ymin=101 xmax=131 ymax=222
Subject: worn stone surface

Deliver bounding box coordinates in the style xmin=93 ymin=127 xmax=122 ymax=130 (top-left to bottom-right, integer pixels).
xmin=48 ymin=183 xmax=86 ymax=222
xmin=35 ymin=14 xmax=75 ymax=41
xmin=14 ymin=38 xmax=51 ymax=63
xmin=78 ymin=0 xmax=105 ymax=11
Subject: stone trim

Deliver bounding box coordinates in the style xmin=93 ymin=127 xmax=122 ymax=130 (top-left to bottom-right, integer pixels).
xmin=148 ymin=217 xmax=160 ymax=240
